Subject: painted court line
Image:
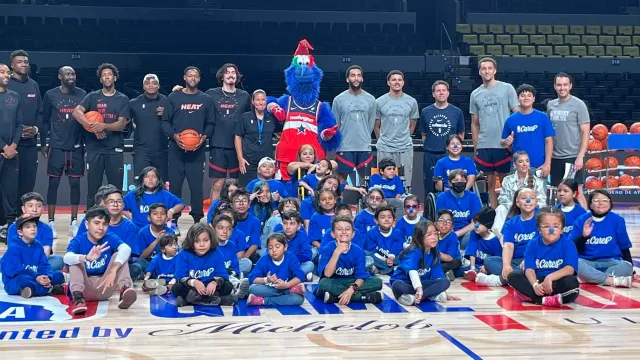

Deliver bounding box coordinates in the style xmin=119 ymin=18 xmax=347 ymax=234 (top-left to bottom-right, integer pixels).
xmin=437 ymin=330 xmax=482 ymax=360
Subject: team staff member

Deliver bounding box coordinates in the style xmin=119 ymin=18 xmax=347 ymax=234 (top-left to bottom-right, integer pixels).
xmin=42 ymin=66 xmax=86 ymax=238
xmin=129 ymin=74 xmax=168 ymax=181
xmin=161 ymin=66 xmax=214 ymax=225
xmin=8 ymin=50 xmax=42 ymax=214
xmin=72 ymin=63 xmax=130 ymax=209
xmin=0 ymin=63 xmax=23 ymax=242
xmin=235 ymin=89 xmax=276 ymax=186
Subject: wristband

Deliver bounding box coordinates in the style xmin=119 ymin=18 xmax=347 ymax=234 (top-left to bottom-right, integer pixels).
xmin=263 ymin=277 xmax=269 ymax=284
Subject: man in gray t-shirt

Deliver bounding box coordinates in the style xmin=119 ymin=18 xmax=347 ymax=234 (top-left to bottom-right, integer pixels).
xmin=332 ymin=65 xmax=377 ymax=184
xmin=375 ymin=70 xmax=419 ymax=189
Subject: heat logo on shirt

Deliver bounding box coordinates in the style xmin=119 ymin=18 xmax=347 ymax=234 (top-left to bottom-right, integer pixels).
xmin=536 ymin=259 xmax=563 ymax=269
xmin=514 ymin=232 xmax=536 ymax=242
xmin=516 ymin=125 xmax=539 ymax=133
xmin=586 ymin=236 xmax=613 ymax=245
xmin=189 ymin=268 xmax=215 ymax=279
xmin=180 ymin=104 xmax=203 ymax=111
xmin=335 ymin=267 xmax=354 ymax=276
xmin=452 ymin=210 xmax=470 ymax=218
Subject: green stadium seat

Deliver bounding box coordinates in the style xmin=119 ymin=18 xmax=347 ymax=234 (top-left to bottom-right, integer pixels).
xmin=570 ymin=25 xmax=585 ymax=35
xmin=624 ymin=46 xmax=640 ymax=57
xmin=486 ymin=45 xmax=502 ymax=56
xmin=469 ymin=45 xmax=485 ymax=56
xmin=505 ymin=25 xmax=520 ymax=34
xmin=547 ymin=35 xmax=563 ymax=45
xmin=456 ymin=24 xmax=471 ymax=34
xmin=588 ymin=45 xmax=605 ymax=56
xmin=555 ymin=45 xmax=570 ymax=56
xmin=599 ymin=35 xmax=615 ymax=45
xmin=472 ymin=24 xmax=487 ymax=33
xmin=479 ymin=34 xmax=495 ymax=44
xmin=603 ymin=25 xmax=617 ymax=35
xmin=606 ymin=46 xmax=623 ymax=57
xmin=521 ymin=45 xmax=536 ymax=56
xmin=635 ymin=26 xmax=640 ymax=34
xmin=538 ymin=45 xmax=553 ymax=56
xmin=633 ymin=36 xmax=640 ymax=45
xmin=565 ymin=35 xmax=581 ymax=45
xmin=522 ymin=25 xmax=536 ymax=34
xmin=619 ymin=26 xmax=633 ymax=35
xmin=538 ymin=25 xmax=552 ymax=35
xmin=512 ymin=35 xmax=529 ymax=45
xmin=582 ymin=35 xmax=598 ymax=46
xmin=530 ymin=35 xmax=546 ymax=45
xmin=462 ymin=34 xmax=478 ymax=44
xmin=554 ymin=25 xmax=568 ymax=35
xmin=586 ymin=25 xmax=601 ymax=35
xmin=504 ymin=44 xmax=519 ymax=55
xmin=489 ymin=24 xmax=504 ymax=34
xmin=496 ymin=34 xmax=511 ymax=44
xmin=616 ymin=36 xmax=632 ymax=45
xmin=572 ymin=45 xmax=587 ymax=56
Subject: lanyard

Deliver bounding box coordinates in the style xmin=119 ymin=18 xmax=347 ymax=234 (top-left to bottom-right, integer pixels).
xmin=257 ymin=116 xmax=264 ymax=145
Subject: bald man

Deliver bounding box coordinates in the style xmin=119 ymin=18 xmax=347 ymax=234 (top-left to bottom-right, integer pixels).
xmin=42 ymin=66 xmax=87 ymax=237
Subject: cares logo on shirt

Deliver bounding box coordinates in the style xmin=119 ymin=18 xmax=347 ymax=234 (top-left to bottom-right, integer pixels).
xmin=514 ymin=232 xmax=536 ymax=242
xmin=475 ymin=250 xmax=488 ymax=260
xmin=536 ymin=259 xmax=563 ymax=269
xmin=86 ymin=256 xmax=107 ymax=270
xmin=516 ymin=125 xmax=538 ymax=133
xmin=452 ymin=210 xmax=470 ymax=218
xmin=24 ymin=265 xmax=38 ymax=273
xmin=417 ymin=267 xmax=431 ymax=276
xmin=190 ymin=268 xmax=215 ymax=279
xmin=586 ymin=236 xmax=613 ymax=245
xmin=563 ymin=225 xmax=573 ymax=234
xmin=335 ymin=267 xmax=354 ymax=276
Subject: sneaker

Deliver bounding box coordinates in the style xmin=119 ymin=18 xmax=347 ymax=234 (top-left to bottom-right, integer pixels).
xmin=71 ymin=292 xmax=87 ymax=315
xmin=173 ymin=226 xmax=181 ymax=236
xmin=464 ymin=269 xmax=477 ymax=282
xmin=150 ymin=286 xmax=168 ymax=296
xmin=289 ymin=283 xmax=306 ymax=296
xmin=397 ymin=294 xmax=416 ymax=306
xmin=542 ymin=293 xmax=563 ymax=307
xmin=235 ymin=278 xmax=250 ymax=299
xmin=20 ymin=287 xmax=33 ymax=299
xmin=220 ymin=294 xmax=238 ymax=306
xmin=144 ymin=279 xmax=167 ymax=290
xmin=513 ymin=290 xmax=532 ymax=302
xmin=69 ymin=220 xmax=78 ymax=237
xmin=613 ymin=275 xmax=633 ymax=288
xmin=476 ymin=273 xmax=503 ymax=287
xmin=305 ymin=272 xmax=314 ymax=282
xmin=199 ymin=295 xmax=221 ymax=305
xmin=0 ymin=224 xmax=7 ymax=243
xmin=446 ymin=270 xmax=455 ymax=281
xmin=49 ymin=221 xmax=58 ymax=239
xmin=461 ymin=258 xmax=471 ymax=267
xmin=246 ymin=294 xmax=264 ymax=306
xmin=364 ymin=291 xmax=383 ymax=304
xmin=175 ymin=296 xmax=187 ymax=307
xmin=429 ymin=292 xmax=448 ymax=303
xmin=323 ymin=292 xmax=338 ymax=304
xmin=118 ymin=286 xmax=137 ymax=309
xmin=49 ymin=284 xmax=65 ymax=295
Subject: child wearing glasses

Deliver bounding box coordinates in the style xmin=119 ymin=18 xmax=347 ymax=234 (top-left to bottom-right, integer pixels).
xmin=434 ymin=209 xmax=461 ymax=280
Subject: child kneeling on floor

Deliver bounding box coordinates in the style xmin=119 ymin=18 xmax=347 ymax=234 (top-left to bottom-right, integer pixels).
xmin=1 ymin=214 xmax=66 ymax=298
xmin=143 ymin=233 xmax=179 ymax=296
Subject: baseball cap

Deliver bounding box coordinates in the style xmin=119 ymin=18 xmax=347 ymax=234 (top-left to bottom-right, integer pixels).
xmin=16 ymin=214 xmax=40 ymax=230
xmin=143 ymin=73 xmax=160 ymax=84
xmin=258 ymin=157 xmax=276 ymax=168
xmin=473 ymin=206 xmax=496 ymax=229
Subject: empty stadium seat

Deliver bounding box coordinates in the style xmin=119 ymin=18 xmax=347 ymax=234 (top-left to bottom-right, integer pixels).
xmin=635 ymin=25 xmax=640 ymax=34
xmin=619 ymin=26 xmax=633 ymax=35
xmin=479 ymin=34 xmax=494 ymax=44
xmin=616 ymin=36 xmax=631 ymax=45
xmin=522 ymin=25 xmax=536 ymax=34
xmin=496 ymin=34 xmax=511 ymax=44
xmin=472 ymin=24 xmax=487 ymax=33
xmin=572 ymin=45 xmax=587 ymax=56
xmin=599 ymin=35 xmax=615 ymax=45
xmin=469 ymin=45 xmax=485 ymax=55
xmin=570 ymin=25 xmax=585 ymax=35
xmin=555 ymin=45 xmax=570 ymax=56
xmin=606 ymin=46 xmax=623 ymax=57
xmin=538 ymin=45 xmax=553 ymax=56
xmin=530 ymin=35 xmax=546 ymax=45
xmin=602 ymin=25 xmax=617 ymax=35
xmin=538 ymin=25 xmax=552 ymax=34
xmin=463 ymin=34 xmax=478 ymax=44
xmin=586 ymin=25 xmax=601 ymax=35
xmin=554 ymin=25 xmax=568 ymax=35
xmin=634 ymin=36 xmax=640 ymax=45
xmin=513 ymin=35 xmax=529 ymax=45
xmin=565 ymin=35 xmax=581 ymax=45
xmin=505 ymin=25 xmax=520 ymax=34
xmin=547 ymin=35 xmax=563 ymax=45
xmin=456 ymin=24 xmax=471 ymax=34
xmin=582 ymin=35 xmax=598 ymax=45
xmin=624 ymin=46 xmax=640 ymax=57
xmin=486 ymin=45 xmax=502 ymax=56
xmin=521 ymin=45 xmax=536 ymax=56
xmin=588 ymin=45 xmax=605 ymax=56
xmin=504 ymin=44 xmax=520 ymax=56
xmin=489 ymin=24 xmax=503 ymax=34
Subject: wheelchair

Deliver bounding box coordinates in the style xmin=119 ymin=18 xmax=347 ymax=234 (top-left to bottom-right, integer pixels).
xmin=356 ymin=163 xmax=412 ymax=213
xmin=423 ymin=171 xmax=489 ymax=222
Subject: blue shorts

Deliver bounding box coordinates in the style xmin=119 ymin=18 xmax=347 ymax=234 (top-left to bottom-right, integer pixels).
xmin=335 ymin=151 xmax=375 ymax=174
xmin=474 ymin=148 xmax=512 ymax=174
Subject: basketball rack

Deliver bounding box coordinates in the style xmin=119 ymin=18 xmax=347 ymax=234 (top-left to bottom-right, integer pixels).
xmin=585 ymin=133 xmax=640 ymax=193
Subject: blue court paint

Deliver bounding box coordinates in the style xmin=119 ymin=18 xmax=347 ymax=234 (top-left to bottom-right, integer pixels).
xmin=416 ymin=301 xmax=475 ymax=313
xmin=437 ymin=329 xmax=482 ymax=360
xmin=150 ymin=295 xmax=224 ymax=318
xmin=232 ymin=300 xmax=311 ymax=317
xmin=374 ymin=293 xmax=408 ymax=313
xmin=304 ymin=287 xmax=343 ymax=315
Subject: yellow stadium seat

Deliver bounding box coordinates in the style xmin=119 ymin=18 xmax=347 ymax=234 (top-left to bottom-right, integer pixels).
xmin=547 ymin=35 xmax=563 ymax=45
xmin=633 ymin=36 xmax=640 ymax=45
xmin=588 ymin=45 xmax=605 ymax=56
xmin=479 ymin=34 xmax=495 ymax=44
xmin=624 ymin=46 xmax=640 ymax=57
xmin=555 ymin=46 xmax=570 ymax=56
xmin=572 ymin=45 xmax=587 ymax=56
xmin=469 ymin=45 xmax=485 ymax=56
xmin=565 ymin=35 xmax=581 ymax=45
xmin=570 ymin=25 xmax=585 ymax=35
xmin=456 ymin=24 xmax=471 ymax=34
xmin=505 ymin=25 xmax=520 ymax=34
xmin=486 ymin=45 xmax=502 ymax=56
xmin=472 ymin=24 xmax=487 ymax=33
xmin=504 ymin=45 xmax=519 ymax=56
xmin=602 ymin=25 xmax=617 ymax=35
xmin=489 ymin=24 xmax=504 ymax=34
xmin=581 ymin=35 xmax=598 ymax=46
xmin=512 ymin=35 xmax=529 ymax=45
xmin=530 ymin=35 xmax=546 ymax=45
xmin=538 ymin=45 xmax=553 ymax=56
xmin=496 ymin=35 xmax=511 ymax=44
xmin=462 ymin=34 xmax=478 ymax=44
xmin=616 ymin=36 xmax=632 ymax=45
xmin=586 ymin=25 xmax=601 ymax=35
xmin=599 ymin=35 xmax=615 ymax=45
xmin=619 ymin=26 xmax=633 ymax=35
xmin=521 ymin=45 xmax=536 ymax=56
xmin=553 ymin=25 xmax=568 ymax=35
xmin=522 ymin=25 xmax=536 ymax=34
xmin=606 ymin=46 xmax=622 ymax=57
xmin=537 ymin=25 xmax=552 ymax=34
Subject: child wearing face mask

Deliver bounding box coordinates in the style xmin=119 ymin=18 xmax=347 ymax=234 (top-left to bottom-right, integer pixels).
xmin=395 ymin=195 xmax=426 ymax=249
xmin=433 ymin=135 xmax=477 ymax=192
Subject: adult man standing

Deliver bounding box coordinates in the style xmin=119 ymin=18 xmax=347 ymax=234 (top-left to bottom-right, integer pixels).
xmin=374 ymin=70 xmax=419 ymax=190
xmin=470 ymin=57 xmax=519 ymax=208
xmin=129 ymin=74 xmax=168 ymax=181
xmin=419 ymin=80 xmax=465 ymax=196
xmin=332 ymin=65 xmax=376 ymax=185
xmin=547 ymin=72 xmax=590 ymax=207
xmin=42 ymin=66 xmax=86 ymax=237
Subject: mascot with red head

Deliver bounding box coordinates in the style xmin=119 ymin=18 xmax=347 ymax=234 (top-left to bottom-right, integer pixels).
xmin=267 ymin=39 xmax=342 ymax=180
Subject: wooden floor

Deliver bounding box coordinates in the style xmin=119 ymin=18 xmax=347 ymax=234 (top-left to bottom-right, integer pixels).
xmin=1 ymin=209 xmax=640 ymax=359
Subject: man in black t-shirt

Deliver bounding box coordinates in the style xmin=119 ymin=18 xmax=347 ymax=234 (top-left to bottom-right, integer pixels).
xmin=72 ymin=63 xmax=129 ymax=209
xmin=129 ymin=74 xmax=168 ymax=181
xmin=42 ymin=66 xmax=86 ymax=237
xmin=161 ymin=66 xmax=214 ymax=225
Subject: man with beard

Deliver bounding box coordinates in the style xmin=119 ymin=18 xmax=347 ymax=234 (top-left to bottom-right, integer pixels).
xmin=129 ymin=74 xmax=168 ymax=181
xmin=332 ymin=65 xmax=376 ymax=186
xmin=72 ymin=63 xmax=130 ymax=209
xmin=42 ymin=66 xmax=86 ymax=238
xmin=161 ymin=66 xmax=214 ymax=226
xmin=0 ymin=63 xmax=23 ymax=243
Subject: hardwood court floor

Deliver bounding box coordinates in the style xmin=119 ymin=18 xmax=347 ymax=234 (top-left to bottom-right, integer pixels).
xmin=0 ymin=210 xmax=639 ymax=359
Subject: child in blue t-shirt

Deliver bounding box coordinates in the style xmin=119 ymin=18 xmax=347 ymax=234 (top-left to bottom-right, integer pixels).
xmin=507 ymin=207 xmax=579 ymax=307
xmin=556 ymin=178 xmax=587 ymax=236
xmin=263 ymin=198 xmax=300 ymax=249
xmin=433 ymin=135 xmax=478 ymax=191
xmin=365 ymin=205 xmax=405 ymax=275
xmin=247 ymin=233 xmax=306 ymax=306
xmin=143 ymin=233 xmax=178 ymax=296
xmin=299 ymin=158 xmax=332 ymax=196
xmin=435 ymin=169 xmax=482 ymax=249
xmin=210 ymin=214 xmax=251 ymax=299
xmin=300 ymin=175 xmax=343 ymax=227
xmin=308 ymin=188 xmax=338 ymax=256
xmin=206 ymin=178 xmax=239 ymax=224
xmin=246 ymin=157 xmax=288 ymax=207
xmin=435 ymin=209 xmax=462 ymax=278
xmin=395 ymin=195 xmax=426 ymax=249
xmin=231 ymin=188 xmax=262 ymax=265
xmin=135 ymin=203 xmax=175 ymax=271
xmin=281 ymin=210 xmax=314 ymax=281
xmin=249 ymin=181 xmax=274 ymax=230
xmin=369 ymin=158 xmax=404 ymax=198
xmin=463 ymin=206 xmax=503 ymax=282
xmin=354 ymin=188 xmax=384 ymax=235
xmin=211 ymin=205 xmax=252 ymax=274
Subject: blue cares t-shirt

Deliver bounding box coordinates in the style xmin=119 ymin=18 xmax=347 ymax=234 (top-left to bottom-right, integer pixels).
xmin=501 ymin=214 xmax=539 ymax=259
xmin=569 ymin=212 xmax=632 ymax=261
xmin=464 ymin=232 xmax=502 ymax=267
xmin=419 ymin=104 xmax=465 ymax=153
xmin=433 ymin=156 xmax=478 ymax=189
xmin=501 ymin=109 xmax=555 ymax=168
xmin=525 ymin=234 xmax=578 ymax=277
xmin=123 ymin=189 xmax=184 ymax=229
xmin=391 ymin=247 xmax=445 ymax=283
xmin=67 ymin=232 xmax=124 ymax=276
xmin=369 ymin=174 xmax=404 ymax=198
xmin=435 ymin=190 xmax=482 ymax=231
xmin=556 ymin=204 xmax=587 ymax=236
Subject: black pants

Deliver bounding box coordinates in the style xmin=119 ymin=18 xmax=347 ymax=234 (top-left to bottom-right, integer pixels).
xmin=134 ymin=149 xmax=169 ymax=182
xmin=17 ymin=145 xmax=38 ymax=215
xmin=0 ymin=155 xmax=19 ymax=224
xmin=86 ymin=152 xmax=124 ymax=209
xmin=171 ymin=278 xmax=233 ymax=300
xmin=422 ymin=151 xmax=446 ymax=198
xmin=507 ymin=272 xmax=579 ymax=305
xmin=238 ymin=161 xmax=258 ymax=188
xmin=442 ymin=258 xmax=462 ymax=273
xmin=168 ymin=146 xmax=205 ymax=222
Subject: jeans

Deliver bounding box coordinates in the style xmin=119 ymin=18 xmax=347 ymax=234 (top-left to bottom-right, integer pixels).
xmin=484 ymin=257 xmax=523 ymax=285
xmin=371 ymin=253 xmax=398 ymax=275
xmin=300 ymin=261 xmax=314 ymax=276
xmin=577 ymin=258 xmax=633 ymax=285
xmin=48 ymin=255 xmax=64 ymax=271
xmin=311 ymin=246 xmax=319 ymax=260
xmin=391 ymin=278 xmax=450 ymax=300
xmin=4 ymin=271 xmax=65 ymax=297
xmin=459 ymin=232 xmax=470 ymax=251
xmin=239 ymin=258 xmax=253 ymax=274
xmin=248 ymin=284 xmax=304 ymax=305
xmin=507 ymin=272 xmax=579 ymax=305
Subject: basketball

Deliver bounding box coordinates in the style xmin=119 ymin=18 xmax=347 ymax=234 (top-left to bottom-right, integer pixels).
xmin=84 ymin=111 xmax=104 ymax=132
xmin=604 ymin=176 xmax=619 ymax=188
xmin=618 ymin=174 xmax=634 ymax=186
xmin=179 ymin=129 xmax=201 ymax=151
xmin=587 ymin=139 xmax=603 ymax=152
xmin=630 ymin=122 xmax=640 ymax=133
xmin=611 ymin=123 xmax=628 ymax=134
xmin=591 ymin=124 xmax=608 ymax=141
xmin=495 ymin=177 xmax=501 ymax=189
xmin=624 ymin=155 xmax=640 ymax=167
xmin=604 ymin=156 xmax=618 ymax=169
xmin=636 ymin=176 xmax=640 ymax=187
xmin=585 ymin=177 xmax=602 ymax=190
xmin=585 ymin=157 xmax=604 ymax=171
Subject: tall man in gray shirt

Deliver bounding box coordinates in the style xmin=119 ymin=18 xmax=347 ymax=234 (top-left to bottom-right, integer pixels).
xmin=375 ymin=70 xmax=419 ymax=190
xmin=470 ymin=57 xmax=519 ymax=208
xmin=547 ymin=72 xmax=590 ymax=208
xmin=333 ymin=65 xmax=377 ymax=186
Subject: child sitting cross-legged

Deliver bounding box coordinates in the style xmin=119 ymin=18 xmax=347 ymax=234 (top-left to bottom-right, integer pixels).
xmin=135 ymin=203 xmax=175 ymax=278
xmin=364 ymin=205 xmax=405 ymax=275
xmin=142 ymin=233 xmax=179 ymax=296
xmin=281 ymin=210 xmax=314 ymax=281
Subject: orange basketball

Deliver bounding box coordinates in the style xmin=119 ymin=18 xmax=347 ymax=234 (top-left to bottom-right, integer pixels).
xmin=84 ymin=111 xmax=104 ymax=132
xmin=630 ymin=122 xmax=640 ymax=134
xmin=618 ymin=174 xmax=634 ymax=186
xmin=611 ymin=123 xmax=628 ymax=134
xmin=635 ymin=176 xmax=640 ymax=187
xmin=179 ymin=129 xmax=201 ymax=151
xmin=604 ymin=156 xmax=618 ymax=169
xmin=624 ymin=155 xmax=640 ymax=167
xmin=602 ymin=136 xmax=609 ymax=151
xmin=495 ymin=177 xmax=502 ymax=189
xmin=585 ymin=157 xmax=604 ymax=171
xmin=585 ymin=177 xmax=602 ymax=190
xmin=591 ymin=124 xmax=609 ymax=141
xmin=604 ymin=176 xmax=618 ymax=188
xmin=587 ymin=139 xmax=603 ymax=152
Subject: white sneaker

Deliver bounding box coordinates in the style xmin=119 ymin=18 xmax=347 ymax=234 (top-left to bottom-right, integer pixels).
xmin=397 ymin=294 xmax=415 ymax=306
xmin=68 ymin=220 xmax=78 ymax=237
xmin=429 ymin=292 xmax=448 ymax=302
xmin=613 ymin=275 xmax=633 ymax=288
xmin=461 ymin=258 xmax=471 ymax=267
xmin=49 ymin=221 xmax=57 ymax=239
xmin=305 ymin=272 xmax=314 ymax=282
xmin=476 ymin=273 xmax=503 ymax=287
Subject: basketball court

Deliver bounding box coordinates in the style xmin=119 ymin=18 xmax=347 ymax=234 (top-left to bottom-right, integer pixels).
xmin=0 ymin=208 xmax=639 ymax=359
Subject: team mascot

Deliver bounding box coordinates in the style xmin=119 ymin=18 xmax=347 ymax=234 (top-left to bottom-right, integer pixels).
xmin=268 ymin=39 xmax=341 ymax=180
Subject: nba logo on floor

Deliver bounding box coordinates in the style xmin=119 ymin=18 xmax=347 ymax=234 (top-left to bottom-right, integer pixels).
xmin=0 ymin=290 xmax=107 ymax=324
